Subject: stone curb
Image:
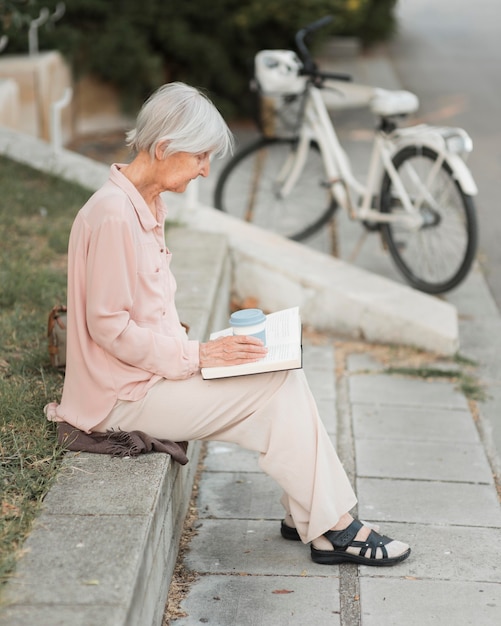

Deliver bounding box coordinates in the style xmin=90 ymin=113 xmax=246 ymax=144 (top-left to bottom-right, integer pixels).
xmin=1 ymin=228 xmax=231 ymax=626
xmin=176 ymin=203 xmax=459 ymax=356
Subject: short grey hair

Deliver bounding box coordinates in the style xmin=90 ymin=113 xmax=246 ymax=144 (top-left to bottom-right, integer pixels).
xmin=125 ymin=82 xmax=234 ymax=159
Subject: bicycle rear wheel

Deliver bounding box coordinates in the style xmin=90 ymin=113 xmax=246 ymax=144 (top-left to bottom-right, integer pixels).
xmin=214 ymin=137 xmax=336 ymax=241
xmin=380 ymin=145 xmax=477 ymax=294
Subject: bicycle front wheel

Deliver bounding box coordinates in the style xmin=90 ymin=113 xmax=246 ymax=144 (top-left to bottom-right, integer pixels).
xmin=380 ymin=145 xmax=478 ymax=294
xmin=214 ymin=137 xmax=336 ymax=241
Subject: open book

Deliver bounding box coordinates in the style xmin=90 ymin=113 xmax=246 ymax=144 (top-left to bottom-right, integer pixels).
xmin=201 ymin=306 xmax=302 ymax=380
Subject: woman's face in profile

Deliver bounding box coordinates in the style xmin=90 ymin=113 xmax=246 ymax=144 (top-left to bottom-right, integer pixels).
xmin=156 ymin=151 xmax=211 ymax=194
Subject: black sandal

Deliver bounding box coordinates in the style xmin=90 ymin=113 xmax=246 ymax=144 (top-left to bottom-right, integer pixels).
xmin=310 ymin=519 xmax=411 ymax=566
xmin=280 ymin=520 xmax=301 ymax=541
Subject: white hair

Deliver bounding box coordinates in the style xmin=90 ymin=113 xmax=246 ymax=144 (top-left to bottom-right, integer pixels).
xmin=125 ymin=82 xmax=234 ymax=159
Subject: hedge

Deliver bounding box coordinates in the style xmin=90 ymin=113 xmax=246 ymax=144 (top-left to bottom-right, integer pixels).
xmin=1 ymin=0 xmax=398 ymax=118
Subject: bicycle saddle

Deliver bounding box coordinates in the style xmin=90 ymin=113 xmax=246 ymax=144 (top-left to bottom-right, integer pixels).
xmin=370 ymin=88 xmax=419 ymax=118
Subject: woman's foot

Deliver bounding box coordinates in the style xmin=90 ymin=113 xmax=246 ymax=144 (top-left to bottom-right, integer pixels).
xmin=311 ymin=516 xmax=410 ymax=566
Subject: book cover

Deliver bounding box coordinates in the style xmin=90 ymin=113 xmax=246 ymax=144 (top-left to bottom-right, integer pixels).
xmin=201 ymin=306 xmax=302 ymax=380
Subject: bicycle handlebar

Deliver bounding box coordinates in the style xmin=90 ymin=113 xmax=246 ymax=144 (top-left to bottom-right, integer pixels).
xmin=314 ymin=69 xmax=352 ymax=82
xmin=295 ymin=15 xmax=352 ymax=83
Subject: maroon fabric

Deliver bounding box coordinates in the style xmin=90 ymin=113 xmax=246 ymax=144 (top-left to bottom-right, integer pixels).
xmin=56 ymin=421 xmax=189 ymax=464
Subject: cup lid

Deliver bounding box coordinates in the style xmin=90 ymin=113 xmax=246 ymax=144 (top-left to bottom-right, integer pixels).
xmin=229 ymin=308 xmax=266 ymax=327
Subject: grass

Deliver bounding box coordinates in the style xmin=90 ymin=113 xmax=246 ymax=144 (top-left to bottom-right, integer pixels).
xmin=0 ymin=155 xmax=91 ymax=590
xmin=384 ymin=365 xmax=486 ymax=402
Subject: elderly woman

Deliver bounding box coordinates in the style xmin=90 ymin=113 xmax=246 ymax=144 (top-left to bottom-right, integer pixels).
xmin=46 ymin=82 xmax=410 ymax=566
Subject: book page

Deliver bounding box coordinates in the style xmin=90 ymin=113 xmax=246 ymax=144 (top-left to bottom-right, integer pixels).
xmin=266 ymin=308 xmax=300 ymax=346
xmin=263 ymin=342 xmax=301 ymax=362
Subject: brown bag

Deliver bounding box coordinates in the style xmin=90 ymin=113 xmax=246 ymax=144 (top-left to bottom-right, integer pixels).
xmin=48 ymin=305 xmax=67 ymax=369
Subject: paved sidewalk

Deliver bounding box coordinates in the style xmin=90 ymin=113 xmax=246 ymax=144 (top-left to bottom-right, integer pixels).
xmin=169 ymin=337 xmax=501 ymax=625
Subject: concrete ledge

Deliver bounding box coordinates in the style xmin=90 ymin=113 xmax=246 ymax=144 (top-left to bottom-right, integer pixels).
xmin=1 ymin=228 xmax=231 ymax=626
xmin=2 ymin=452 xmax=199 ymax=626
xmin=0 ymin=125 xmax=109 ymax=191
xmin=174 ymin=204 xmax=459 ymax=356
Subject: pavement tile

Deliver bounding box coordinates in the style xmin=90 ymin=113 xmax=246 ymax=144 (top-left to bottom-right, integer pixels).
xmin=314 ymin=397 xmax=337 ymax=435
xmin=359 ymin=578 xmax=501 ymax=626
xmin=197 ymin=471 xmax=283 ymax=520
xmin=476 ymin=387 xmax=501 ymax=477
xmin=357 ymin=478 xmax=501 ymax=527
xmin=349 ymin=375 xmax=469 ymax=410
xmin=302 ymin=343 xmax=336 ymax=371
xmin=0 ymin=605 xmax=128 ymax=626
xmin=355 ymin=439 xmax=493 ymax=483
xmin=346 ymin=352 xmax=385 ymax=373
xmin=304 ymin=371 xmax=337 ymax=399
xmin=457 ymin=317 xmax=501 ymax=372
xmin=303 ymin=347 xmax=337 ymax=397
xmin=175 ymin=575 xmax=341 ymax=626
xmin=352 ymin=404 xmax=480 ymax=443
xmin=183 ymin=519 xmax=331 ymax=576
xmin=204 ymin=442 xmax=261 ymax=473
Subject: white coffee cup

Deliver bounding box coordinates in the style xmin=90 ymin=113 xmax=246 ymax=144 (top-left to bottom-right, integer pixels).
xmin=229 ymin=308 xmax=266 ymax=344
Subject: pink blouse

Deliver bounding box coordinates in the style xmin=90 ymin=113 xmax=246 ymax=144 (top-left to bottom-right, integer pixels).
xmin=45 ymin=164 xmax=200 ymax=433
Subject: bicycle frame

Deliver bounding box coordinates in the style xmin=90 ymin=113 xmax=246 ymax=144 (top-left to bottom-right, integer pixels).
xmin=277 ymin=80 xmax=476 ymax=230
xmin=226 ymin=17 xmax=479 ymax=293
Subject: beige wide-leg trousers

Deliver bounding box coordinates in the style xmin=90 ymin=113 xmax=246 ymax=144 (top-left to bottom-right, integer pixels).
xmin=97 ymin=368 xmax=357 ymax=543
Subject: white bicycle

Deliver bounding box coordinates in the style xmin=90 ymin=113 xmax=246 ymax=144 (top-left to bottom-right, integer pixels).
xmin=214 ymin=16 xmax=478 ymax=294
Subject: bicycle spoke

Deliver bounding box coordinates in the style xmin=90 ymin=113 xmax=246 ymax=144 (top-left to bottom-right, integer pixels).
xmin=246 ymin=149 xmax=267 ymax=222
xmin=380 ymin=145 xmax=477 ymax=294
xmin=214 ymin=138 xmax=336 ymax=240
xmin=400 ymin=151 xmax=444 ymax=212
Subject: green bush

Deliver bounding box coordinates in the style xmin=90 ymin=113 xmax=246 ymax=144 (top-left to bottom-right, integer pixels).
xmin=1 ymin=0 xmax=398 ymax=118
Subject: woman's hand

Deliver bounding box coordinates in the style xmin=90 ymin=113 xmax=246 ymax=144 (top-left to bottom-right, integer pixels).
xmin=199 ymin=335 xmax=267 ymax=368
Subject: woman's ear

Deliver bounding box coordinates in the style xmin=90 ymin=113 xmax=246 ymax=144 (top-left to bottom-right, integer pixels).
xmin=154 ymin=140 xmax=169 ymax=160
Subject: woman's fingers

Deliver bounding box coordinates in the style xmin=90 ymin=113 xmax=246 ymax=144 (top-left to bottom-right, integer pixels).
xmin=199 ymin=335 xmax=267 ymax=368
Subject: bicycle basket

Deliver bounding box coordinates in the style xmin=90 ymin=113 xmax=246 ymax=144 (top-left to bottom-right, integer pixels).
xmin=254 ymin=88 xmax=306 ymax=139
xmin=253 ymin=50 xmax=307 ymax=139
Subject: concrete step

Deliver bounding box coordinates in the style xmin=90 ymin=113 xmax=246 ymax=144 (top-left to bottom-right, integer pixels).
xmin=0 ymin=228 xmax=231 ymax=626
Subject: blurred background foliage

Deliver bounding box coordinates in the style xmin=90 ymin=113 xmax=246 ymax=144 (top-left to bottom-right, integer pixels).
xmin=1 ymin=0 xmax=398 ymax=118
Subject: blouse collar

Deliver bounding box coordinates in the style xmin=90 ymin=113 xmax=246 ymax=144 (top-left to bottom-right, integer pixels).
xmin=109 ymin=163 xmax=167 ymax=230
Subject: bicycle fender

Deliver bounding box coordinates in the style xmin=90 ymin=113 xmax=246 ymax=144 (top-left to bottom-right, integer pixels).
xmin=393 ymin=126 xmax=477 ymax=196
xmin=444 ymin=152 xmax=478 ymax=196
xmin=394 ymin=135 xmax=478 ymax=196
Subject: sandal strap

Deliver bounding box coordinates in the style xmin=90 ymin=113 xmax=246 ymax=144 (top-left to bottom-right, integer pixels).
xmin=324 ymin=522 xmax=395 ymax=560
xmin=353 ymin=530 xmax=393 ymax=559
xmin=323 ymin=519 xmax=363 ymax=549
